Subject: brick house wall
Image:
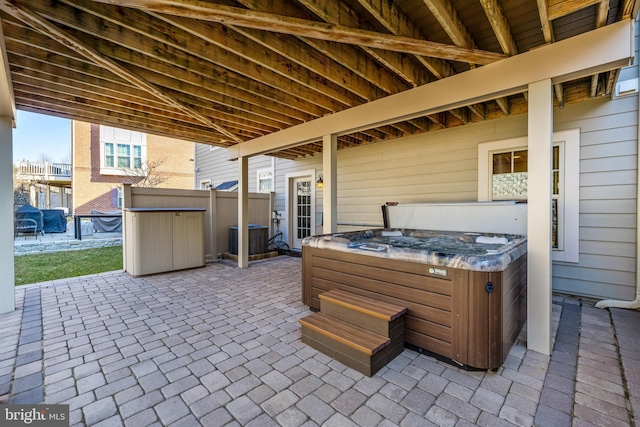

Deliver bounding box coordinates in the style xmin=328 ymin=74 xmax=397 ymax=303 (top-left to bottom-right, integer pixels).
xmin=72 ymin=121 xmax=194 ymax=214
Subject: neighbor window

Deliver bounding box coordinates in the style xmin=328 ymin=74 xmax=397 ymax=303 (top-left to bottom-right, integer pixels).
xmin=257 ymin=168 xmax=273 ymax=193
xmin=100 ymin=125 xmax=147 ymax=175
xmin=478 ymin=129 xmax=579 ymax=263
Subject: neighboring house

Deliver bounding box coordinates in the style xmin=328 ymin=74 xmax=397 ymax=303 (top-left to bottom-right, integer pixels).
xmin=14 ymin=161 xmax=72 ymax=212
xmin=195 ymin=24 xmax=640 ymax=303
xmin=72 ymin=122 xmax=195 ymax=214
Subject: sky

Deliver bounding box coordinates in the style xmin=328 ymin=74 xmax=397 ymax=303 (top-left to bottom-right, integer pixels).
xmin=12 ymin=111 xmax=71 ymax=163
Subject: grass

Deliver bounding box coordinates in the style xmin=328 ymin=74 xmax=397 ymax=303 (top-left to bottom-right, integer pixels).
xmin=14 ymin=246 xmax=123 ymax=286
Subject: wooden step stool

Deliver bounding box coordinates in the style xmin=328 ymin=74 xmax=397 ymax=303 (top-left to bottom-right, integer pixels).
xmin=299 ymin=289 xmax=407 ymax=376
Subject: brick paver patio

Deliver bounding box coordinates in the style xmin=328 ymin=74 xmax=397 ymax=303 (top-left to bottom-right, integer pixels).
xmin=0 ymin=256 xmax=638 ymax=426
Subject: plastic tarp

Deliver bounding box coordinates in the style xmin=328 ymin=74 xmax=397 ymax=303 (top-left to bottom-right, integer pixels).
xmin=41 ymin=209 xmax=67 ymax=233
xmin=15 ymin=204 xmax=44 ymax=232
xmin=91 ymin=210 xmax=122 ymax=232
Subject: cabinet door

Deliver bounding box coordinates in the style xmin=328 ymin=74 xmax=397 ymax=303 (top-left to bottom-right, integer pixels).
xmin=173 ymin=211 xmax=205 ymax=270
xmin=134 ymin=212 xmax=174 ymax=275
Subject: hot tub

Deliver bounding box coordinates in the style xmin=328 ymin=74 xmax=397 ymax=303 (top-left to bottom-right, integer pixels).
xmin=302 ymin=229 xmax=527 ymax=370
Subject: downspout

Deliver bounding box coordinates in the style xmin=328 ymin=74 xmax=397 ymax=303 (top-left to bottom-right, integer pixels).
xmin=595 ymin=87 xmax=640 ymax=309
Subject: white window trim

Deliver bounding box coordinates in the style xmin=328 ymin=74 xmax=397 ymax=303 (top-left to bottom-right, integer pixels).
xmin=199 ymin=179 xmax=211 ymax=190
xmin=99 ymin=126 xmax=148 ymax=176
xmin=256 ymin=167 xmax=274 ymax=193
xmin=478 ymin=128 xmax=579 ymax=263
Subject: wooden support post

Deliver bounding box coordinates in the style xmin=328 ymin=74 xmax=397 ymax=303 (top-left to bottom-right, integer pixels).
xmin=238 ymin=156 xmax=249 ymax=268
xmin=323 ymin=134 xmax=337 ymax=234
xmin=527 ymin=79 xmax=553 ymax=355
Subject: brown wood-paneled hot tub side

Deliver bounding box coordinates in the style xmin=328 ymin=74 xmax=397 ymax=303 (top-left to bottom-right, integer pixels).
xmin=302 ymin=246 xmax=527 ymax=370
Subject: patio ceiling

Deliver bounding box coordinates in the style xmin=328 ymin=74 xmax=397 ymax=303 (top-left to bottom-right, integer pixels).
xmin=0 ymin=0 xmax=637 ymax=159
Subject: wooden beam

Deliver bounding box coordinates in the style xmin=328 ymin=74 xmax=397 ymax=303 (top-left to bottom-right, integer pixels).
xmin=621 ymin=0 xmax=639 ymax=19
xmin=4 ymin=31 xmax=291 ymax=134
xmin=14 ymin=95 xmax=228 ymax=143
xmin=597 ymin=0 xmax=610 ymax=27
xmin=590 ymin=74 xmax=600 ymax=97
xmin=495 ymin=97 xmax=510 ymax=115
xmin=90 ymin=0 xmax=506 ymax=65
xmin=479 ymin=0 xmax=518 ymax=56
xmin=605 ymin=69 xmax=619 ymax=95
xmin=537 ymin=0 xmax=554 ymax=42
xmin=548 ymin=0 xmax=600 ymax=21
xmin=553 ymin=83 xmax=564 ymax=107
xmin=31 ymin=0 xmax=337 ymax=118
xmin=421 ymin=0 xmax=476 ymax=48
xmin=589 ymin=1 xmax=610 ymax=99
xmin=227 ymin=19 xmax=633 ymax=159
xmin=0 ymin=0 xmax=242 ymax=142
xmin=4 ymin=20 xmax=309 ymax=128
xmin=347 ymin=0 xmax=454 ymax=80
xmin=282 ymin=0 xmax=429 ymax=88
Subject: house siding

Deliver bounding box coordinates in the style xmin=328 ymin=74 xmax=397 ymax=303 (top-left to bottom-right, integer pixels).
xmin=195 ymin=144 xmax=272 ymax=192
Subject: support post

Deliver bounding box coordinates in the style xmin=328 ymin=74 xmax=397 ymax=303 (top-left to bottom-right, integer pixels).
xmin=238 ymin=156 xmax=249 ymax=268
xmin=527 ymin=79 xmax=553 ymax=355
xmin=322 ymin=134 xmax=337 ymax=234
xmin=209 ymin=188 xmax=218 ymax=261
xmin=0 ymin=116 xmax=14 ymax=313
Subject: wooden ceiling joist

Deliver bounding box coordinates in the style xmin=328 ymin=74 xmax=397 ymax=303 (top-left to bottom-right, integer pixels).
xmin=0 ymin=0 xmax=243 ymax=142
xmin=89 ymin=0 xmax=507 ymax=65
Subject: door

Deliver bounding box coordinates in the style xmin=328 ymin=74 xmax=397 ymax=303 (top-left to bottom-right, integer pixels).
xmin=292 ymin=177 xmax=312 ymax=249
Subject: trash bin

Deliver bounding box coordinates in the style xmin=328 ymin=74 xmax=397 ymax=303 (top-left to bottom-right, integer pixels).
xmin=229 ymin=224 xmax=269 ymax=255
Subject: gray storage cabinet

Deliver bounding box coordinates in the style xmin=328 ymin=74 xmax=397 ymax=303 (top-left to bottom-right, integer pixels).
xmin=124 ymin=208 xmax=206 ymax=276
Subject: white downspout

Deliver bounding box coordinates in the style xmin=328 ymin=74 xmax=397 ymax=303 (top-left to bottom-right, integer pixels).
xmin=595 ymin=88 xmax=640 ymax=309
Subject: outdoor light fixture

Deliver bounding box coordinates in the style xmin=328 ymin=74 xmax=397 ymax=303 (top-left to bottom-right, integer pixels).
xmin=316 ymin=175 xmax=323 ymax=189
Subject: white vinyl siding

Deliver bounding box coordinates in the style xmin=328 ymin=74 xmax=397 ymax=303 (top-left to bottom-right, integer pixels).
xmin=194 ymin=143 xmax=273 ymax=192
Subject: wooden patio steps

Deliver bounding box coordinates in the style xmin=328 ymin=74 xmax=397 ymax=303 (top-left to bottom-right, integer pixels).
xmin=299 ymin=289 xmax=407 ymax=376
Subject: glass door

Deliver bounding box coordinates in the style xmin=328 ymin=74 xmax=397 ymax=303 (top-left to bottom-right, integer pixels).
xmin=292 ymin=177 xmax=312 ymax=249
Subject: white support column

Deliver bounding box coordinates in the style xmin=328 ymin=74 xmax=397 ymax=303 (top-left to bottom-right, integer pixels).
xmin=527 ymin=79 xmax=553 ymax=355
xmin=238 ymin=156 xmax=249 ymax=268
xmin=0 ymin=116 xmax=14 ymax=313
xmin=322 ymin=134 xmax=337 ymax=234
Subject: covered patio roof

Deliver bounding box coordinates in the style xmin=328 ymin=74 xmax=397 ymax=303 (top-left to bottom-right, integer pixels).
xmin=0 ymin=0 xmax=637 ymax=158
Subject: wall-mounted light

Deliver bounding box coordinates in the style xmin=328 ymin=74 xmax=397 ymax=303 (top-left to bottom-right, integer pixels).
xmin=316 ymin=175 xmax=323 ymax=189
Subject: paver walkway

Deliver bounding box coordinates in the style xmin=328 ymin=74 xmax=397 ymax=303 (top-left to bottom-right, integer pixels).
xmin=0 ymin=256 xmax=638 ymax=426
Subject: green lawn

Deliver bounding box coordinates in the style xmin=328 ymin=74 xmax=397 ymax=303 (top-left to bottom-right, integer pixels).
xmin=14 ymin=246 xmax=123 ymax=286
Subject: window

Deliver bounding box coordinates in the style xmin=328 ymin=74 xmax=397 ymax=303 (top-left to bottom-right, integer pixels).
xmin=478 ymin=129 xmax=579 ymax=263
xmin=257 ymin=168 xmax=273 ymax=193
xmin=100 ymin=125 xmax=146 ymax=176
xmin=105 ymin=143 xmax=114 ymax=167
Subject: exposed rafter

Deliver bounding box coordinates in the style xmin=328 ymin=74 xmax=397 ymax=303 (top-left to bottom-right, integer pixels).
xmin=89 ymin=0 xmax=506 ymax=65
xmin=0 ymin=0 xmax=243 ymax=142
xmin=548 ymin=0 xmax=601 ymax=21
xmin=479 ymin=0 xmax=518 ymax=57
xmin=591 ymin=0 xmax=610 ymax=97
